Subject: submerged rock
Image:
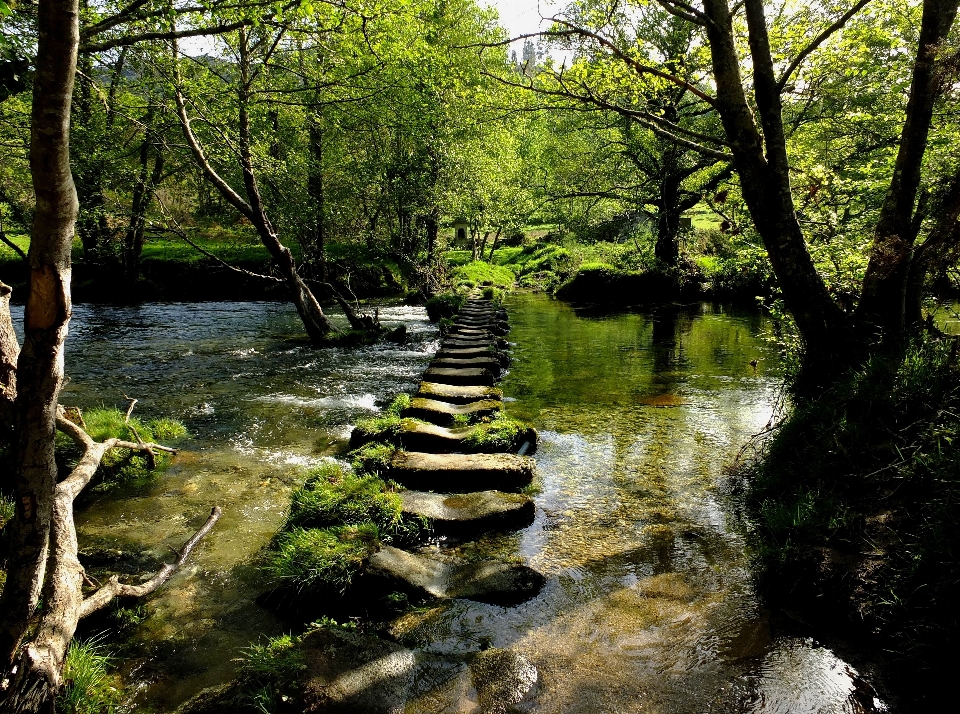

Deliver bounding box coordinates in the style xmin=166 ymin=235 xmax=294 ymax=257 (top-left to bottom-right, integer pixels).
xmin=400 ymin=490 xmax=535 ymax=537
xmin=470 ymin=649 xmax=538 ymax=714
xmin=367 ymin=545 xmax=545 ymax=605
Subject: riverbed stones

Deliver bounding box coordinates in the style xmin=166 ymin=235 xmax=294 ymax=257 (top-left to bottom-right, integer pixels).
xmin=367 ymin=545 xmax=545 ymax=605
xmin=415 ymin=382 xmax=503 ymax=405
xmin=421 ymin=366 xmax=495 ymax=387
xmin=386 ymin=451 xmax=535 ymax=492
xmin=400 ymin=490 xmax=535 ymax=537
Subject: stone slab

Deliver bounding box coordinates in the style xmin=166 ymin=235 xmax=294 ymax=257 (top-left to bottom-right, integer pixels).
xmin=402 ymin=397 xmax=502 ymax=425
xmin=400 ymin=490 xmax=535 ymax=537
xmin=367 ymin=546 xmax=544 ymax=605
xmin=430 ymin=357 xmax=502 ymax=373
xmin=386 ymin=451 xmax=535 ymax=492
xmin=397 ymin=421 xmax=478 ymax=453
xmin=415 ymin=383 xmax=503 ymax=405
xmin=421 ymin=367 xmax=495 ymax=387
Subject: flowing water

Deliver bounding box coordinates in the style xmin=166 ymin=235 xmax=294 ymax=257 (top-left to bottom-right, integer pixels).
xmin=11 ymin=295 xmax=885 ymax=712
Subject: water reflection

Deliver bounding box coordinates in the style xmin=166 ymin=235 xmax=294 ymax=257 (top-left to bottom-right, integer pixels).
xmin=392 ymin=294 xmax=881 ymax=714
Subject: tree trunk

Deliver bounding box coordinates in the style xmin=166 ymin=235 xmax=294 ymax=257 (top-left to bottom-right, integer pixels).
xmin=0 ymin=280 xmax=19 ymax=431
xmin=171 ymin=33 xmax=337 ymax=343
xmin=0 ymin=0 xmax=78 ymax=672
xmin=308 ymin=106 xmax=327 ymax=282
xmin=703 ymin=0 xmax=850 ymax=376
xmin=124 ymin=111 xmax=164 ymax=283
xmin=856 ymin=0 xmax=960 ymax=344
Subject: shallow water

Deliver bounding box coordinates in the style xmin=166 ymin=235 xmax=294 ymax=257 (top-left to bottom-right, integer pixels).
xmin=10 ymin=295 xmax=884 ymax=712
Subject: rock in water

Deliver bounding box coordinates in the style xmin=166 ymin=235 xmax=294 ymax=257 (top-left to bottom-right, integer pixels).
xmin=471 ymin=649 xmax=539 ymax=714
xmin=367 ymin=545 xmax=545 ymax=605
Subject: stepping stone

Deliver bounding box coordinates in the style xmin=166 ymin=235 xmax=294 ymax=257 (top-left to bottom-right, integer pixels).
xmin=437 ymin=347 xmax=510 ymax=367
xmin=367 ymin=546 xmax=544 ymax=605
xmin=397 ymin=421 xmax=478 ymax=453
xmin=415 ymin=382 xmax=503 ymax=405
xmin=430 ymin=357 xmax=502 ymax=373
xmin=400 ymin=490 xmax=535 ymax=537
xmin=443 ymin=336 xmax=511 ymax=350
xmin=421 ymin=367 xmax=495 ymax=387
xmin=451 ymin=327 xmax=494 ymax=338
xmin=403 ymin=397 xmax=501 ymax=425
xmin=385 ymin=451 xmax=535 ymax=492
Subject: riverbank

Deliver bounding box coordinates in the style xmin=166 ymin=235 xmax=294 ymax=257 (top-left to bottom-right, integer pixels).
xmin=738 ymin=336 xmax=960 ymax=711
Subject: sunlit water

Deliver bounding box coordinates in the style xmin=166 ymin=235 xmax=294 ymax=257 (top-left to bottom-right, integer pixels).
xmin=10 ymin=295 xmax=884 ymax=712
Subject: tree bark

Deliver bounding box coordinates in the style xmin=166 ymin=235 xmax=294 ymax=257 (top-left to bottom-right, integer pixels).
xmin=0 ymin=0 xmax=79 ymax=670
xmin=703 ymin=0 xmax=850 ymax=373
xmin=124 ymin=110 xmax=165 ymax=282
xmin=0 ymin=280 xmax=18 ymax=432
xmin=2 ymin=413 xmax=217 ymax=713
xmin=857 ymin=0 xmax=960 ymax=343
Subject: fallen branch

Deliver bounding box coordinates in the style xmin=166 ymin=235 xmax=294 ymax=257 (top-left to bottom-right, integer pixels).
xmin=79 ymin=506 xmax=222 ymax=618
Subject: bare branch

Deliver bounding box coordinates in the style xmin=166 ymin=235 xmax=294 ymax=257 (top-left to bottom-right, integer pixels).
xmin=776 ymin=0 xmax=872 ymax=91
xmin=79 ymin=506 xmax=222 ymax=618
xmin=0 ymin=232 xmax=27 ymax=262
xmin=654 ymin=0 xmax=709 ymax=26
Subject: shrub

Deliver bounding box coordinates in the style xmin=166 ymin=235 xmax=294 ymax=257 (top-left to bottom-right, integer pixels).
xmin=425 ymin=292 xmax=466 ymax=321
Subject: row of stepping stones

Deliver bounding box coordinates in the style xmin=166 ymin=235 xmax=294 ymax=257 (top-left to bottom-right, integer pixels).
xmin=360 ymin=297 xmax=545 ymax=606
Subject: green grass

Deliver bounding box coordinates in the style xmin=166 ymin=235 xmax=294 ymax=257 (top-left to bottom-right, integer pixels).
xmin=60 ymin=408 xmax=188 ymax=487
xmin=450 ymin=261 xmax=515 ymax=289
xmin=265 ymin=523 xmax=379 ymax=592
xmin=463 ymin=412 xmax=531 ymax=451
xmin=286 ymin=463 xmax=412 ymax=539
xmin=348 ymin=441 xmax=396 ymax=476
xmin=57 ymin=635 xmax=122 ymax=714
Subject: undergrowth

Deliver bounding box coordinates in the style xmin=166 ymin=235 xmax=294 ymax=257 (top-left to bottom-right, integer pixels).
xmin=740 ymin=336 xmax=960 ymax=704
xmin=59 ymin=408 xmax=188 ymax=488
xmin=56 ymin=635 xmax=122 ymax=714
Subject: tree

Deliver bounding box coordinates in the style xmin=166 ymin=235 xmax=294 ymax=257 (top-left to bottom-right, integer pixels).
xmin=549 ymin=0 xmax=960 ymax=383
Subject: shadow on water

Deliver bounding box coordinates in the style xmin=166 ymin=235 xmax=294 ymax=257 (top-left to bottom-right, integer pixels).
xmin=9 ymin=296 xmax=885 ymax=712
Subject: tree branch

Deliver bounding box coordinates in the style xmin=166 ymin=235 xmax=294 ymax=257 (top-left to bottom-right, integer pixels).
xmin=776 ymin=0 xmax=872 ymax=91
xmin=79 ymin=506 xmax=222 ymax=618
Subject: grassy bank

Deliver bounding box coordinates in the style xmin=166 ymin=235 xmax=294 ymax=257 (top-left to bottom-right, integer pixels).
xmin=739 ymin=336 xmax=960 ymax=708
xmin=0 ymin=230 xmax=411 ymax=302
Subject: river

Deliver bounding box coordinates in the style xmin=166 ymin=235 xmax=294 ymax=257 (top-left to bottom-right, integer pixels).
xmin=11 ymin=295 xmax=884 ymax=712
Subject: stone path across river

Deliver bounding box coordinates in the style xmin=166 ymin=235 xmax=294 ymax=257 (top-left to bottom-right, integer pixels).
xmin=355 ymin=297 xmax=544 ymax=606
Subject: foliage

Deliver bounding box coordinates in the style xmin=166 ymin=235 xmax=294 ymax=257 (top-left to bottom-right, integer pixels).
xmin=425 ymin=292 xmax=466 ymax=321
xmin=265 ymin=524 xmax=379 ymax=592
xmin=238 ymin=633 xmax=305 ymax=714
xmin=56 ymin=635 xmax=122 ymax=714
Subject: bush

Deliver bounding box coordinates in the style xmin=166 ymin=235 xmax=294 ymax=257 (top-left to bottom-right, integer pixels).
xmin=425 ymin=293 xmax=466 ymax=322
xmin=741 ymin=337 xmax=960 ymax=701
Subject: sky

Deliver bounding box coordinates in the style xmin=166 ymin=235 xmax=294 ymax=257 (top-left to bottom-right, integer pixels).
xmin=482 ymin=0 xmax=562 ymax=41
